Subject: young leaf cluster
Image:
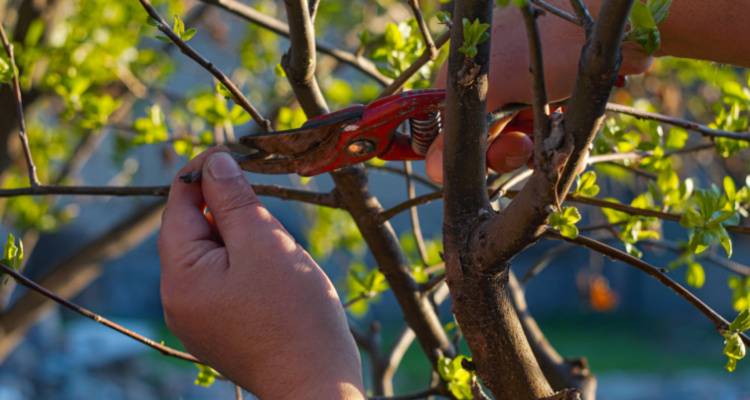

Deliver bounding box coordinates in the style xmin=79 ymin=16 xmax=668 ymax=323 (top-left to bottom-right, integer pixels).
xmin=193 ymin=363 xmax=219 ymax=387
xmin=722 ymin=310 xmax=750 ymax=372
xmin=437 ymin=355 xmax=475 ymax=399
xmin=549 ymin=207 xmax=582 ymax=239
xmin=366 ymin=20 xmax=444 ymax=89
xmin=1 ymin=234 xmax=24 ymax=283
xmin=626 ymin=0 xmax=672 ymax=55
xmin=345 ymin=262 xmax=389 ymax=316
xmin=458 ymin=18 xmax=490 ymax=59
xmin=154 ymin=15 xmax=197 ymax=43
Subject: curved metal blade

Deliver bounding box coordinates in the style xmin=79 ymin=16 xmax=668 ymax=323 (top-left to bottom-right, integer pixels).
xmin=233 ymin=108 xmax=363 ymax=175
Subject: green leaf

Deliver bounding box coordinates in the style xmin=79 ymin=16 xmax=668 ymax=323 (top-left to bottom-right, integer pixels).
xmin=575 ymin=171 xmax=601 ymax=197
xmin=627 ymin=1 xmax=661 ymax=54
xmin=685 ymin=262 xmax=705 ymax=288
xmin=2 ymin=233 xmax=24 ymax=280
xmin=274 ymin=63 xmax=287 ymax=78
xmin=438 ymin=356 xmax=474 ymax=399
xmin=436 ymin=11 xmax=452 ymax=25
xmin=550 ymin=207 xmax=582 ymax=239
xmin=215 ymin=82 xmax=232 ymax=99
xmin=724 ymin=176 xmax=737 ymax=201
xmin=0 ymin=53 xmax=14 ymax=84
xmin=194 ymin=364 xmax=219 ymax=387
xmin=182 ymin=27 xmax=197 ymax=41
xmin=172 ymin=15 xmax=185 ymax=37
xmin=648 ymin=0 xmax=672 ymax=24
xmin=458 ymin=18 xmax=490 ymax=58
xmin=718 ymin=225 xmax=733 ymax=258
xmin=384 ymin=23 xmax=405 ymax=49
xmin=723 ymin=332 xmax=746 ymax=372
xmin=665 ymin=127 xmax=688 ymax=150
xmin=729 ymin=310 xmax=750 ymax=333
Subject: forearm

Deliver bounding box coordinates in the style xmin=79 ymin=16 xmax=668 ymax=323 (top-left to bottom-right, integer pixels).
xmin=658 ymin=0 xmax=750 ymax=67
xmin=581 ymin=0 xmax=750 ymax=67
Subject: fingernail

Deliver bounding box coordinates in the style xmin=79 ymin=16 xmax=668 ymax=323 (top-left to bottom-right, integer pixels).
xmin=207 ymin=152 xmax=242 ymax=180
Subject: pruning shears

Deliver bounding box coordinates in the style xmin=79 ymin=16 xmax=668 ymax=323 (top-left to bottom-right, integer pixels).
xmin=229 ymin=89 xmax=530 ymax=177
xmin=229 ymin=76 xmax=626 ymax=177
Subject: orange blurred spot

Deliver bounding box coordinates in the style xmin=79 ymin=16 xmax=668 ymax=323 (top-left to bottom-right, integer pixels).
xmin=589 ymin=275 xmax=618 ymax=312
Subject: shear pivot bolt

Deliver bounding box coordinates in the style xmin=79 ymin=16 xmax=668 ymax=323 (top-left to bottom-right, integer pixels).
xmin=346 ymin=139 xmax=375 ymax=157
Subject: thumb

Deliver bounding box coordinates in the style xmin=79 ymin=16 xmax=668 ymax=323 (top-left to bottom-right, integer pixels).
xmin=200 ymin=152 xmax=277 ymax=248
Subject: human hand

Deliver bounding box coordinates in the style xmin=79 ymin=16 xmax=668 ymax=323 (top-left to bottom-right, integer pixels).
xmin=425 ymin=1 xmax=652 ymax=183
xmin=158 ymin=149 xmax=365 ymax=399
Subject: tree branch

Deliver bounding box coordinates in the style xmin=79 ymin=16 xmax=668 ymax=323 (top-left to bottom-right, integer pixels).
xmin=0 ymin=24 xmax=40 ymax=186
xmin=0 ymin=262 xmax=199 ymax=363
xmin=137 ymin=0 xmax=272 ymax=131
xmin=0 ymin=202 xmax=164 ymax=360
xmin=441 ymin=0 xmax=555 ymax=398
xmin=0 ymin=184 xmax=341 ymax=207
xmin=281 ymin=0 xmax=453 ymax=373
xmin=281 ymin=0 xmax=329 ymax=115
xmin=551 ymin=231 xmax=750 ymax=348
xmin=407 ymin=0 xmax=439 ymax=59
xmin=198 ymin=0 xmax=390 ymax=85
xmin=569 ymin=0 xmax=594 ymax=32
xmin=404 ymin=161 xmax=430 ymax=266
xmin=606 ymin=102 xmax=750 ymax=142
xmin=642 ymin=239 xmax=750 ymax=277
xmin=520 ymin=4 xmax=551 ymax=167
xmin=471 ymin=0 xmax=635 ymax=269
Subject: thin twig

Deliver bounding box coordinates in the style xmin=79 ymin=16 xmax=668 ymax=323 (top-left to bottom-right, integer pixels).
xmin=0 ymin=262 xmax=200 ymax=363
xmin=0 ymin=24 xmax=40 ymax=186
xmin=234 ymin=385 xmax=243 ymax=400
xmin=404 ymin=161 xmax=430 ymax=266
xmin=568 ymin=0 xmax=594 ymax=32
xmin=491 ymin=169 xmax=533 ymax=200
xmin=407 ymin=0 xmax=439 ymax=59
xmin=343 ymin=291 xmax=374 ymax=309
xmin=549 ymin=232 xmax=750 ymax=347
xmin=379 ymin=191 xmax=443 ymax=222
xmin=367 ymin=164 xmax=441 ymax=191
xmin=642 ymin=239 xmax=750 ymax=276
xmin=520 ymin=3 xmax=550 ymax=163
xmin=521 ymin=243 xmax=573 ymax=284
xmin=137 ymin=0 xmax=272 ymax=131
xmin=529 ymin=0 xmax=579 ymax=25
xmin=567 ymin=194 xmax=750 ymax=235
xmin=308 ymin=0 xmax=320 ymax=23
xmin=198 ymin=0 xmax=390 ymax=85
xmin=419 ymin=272 xmax=446 ymax=293
xmin=0 ymin=184 xmax=341 ymax=207
xmin=381 ymin=326 xmax=416 ymax=394
xmin=378 ymin=31 xmax=450 ymax=98
xmin=606 ymin=103 xmax=750 ymax=142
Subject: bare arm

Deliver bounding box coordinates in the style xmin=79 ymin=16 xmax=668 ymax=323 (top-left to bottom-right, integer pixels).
xmin=659 ymin=0 xmax=750 ymax=67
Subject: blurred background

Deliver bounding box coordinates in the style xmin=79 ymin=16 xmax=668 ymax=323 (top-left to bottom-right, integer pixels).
xmin=1 ymin=0 xmax=749 ymax=399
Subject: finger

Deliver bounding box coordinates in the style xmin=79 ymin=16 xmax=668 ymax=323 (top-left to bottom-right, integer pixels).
xmin=159 ymin=148 xmax=224 ymax=266
xmin=200 ymin=152 xmax=293 ymax=255
xmin=487 ymin=131 xmax=534 ymax=174
xmin=425 ymin=133 xmax=444 ymax=184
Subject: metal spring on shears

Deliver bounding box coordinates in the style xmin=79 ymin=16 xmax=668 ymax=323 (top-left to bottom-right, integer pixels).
xmin=409 ymin=112 xmax=442 ymax=156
